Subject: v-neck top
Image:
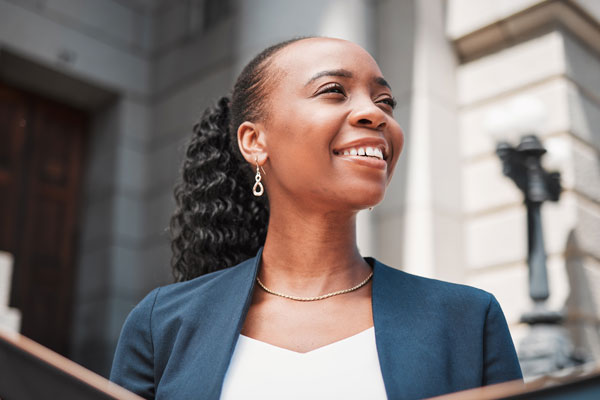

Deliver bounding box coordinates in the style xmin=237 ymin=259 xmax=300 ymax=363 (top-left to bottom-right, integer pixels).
xmin=220 ymin=327 xmax=388 ymax=399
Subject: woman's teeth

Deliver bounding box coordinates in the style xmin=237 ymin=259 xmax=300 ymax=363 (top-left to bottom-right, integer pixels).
xmin=340 ymin=147 xmax=384 ymax=160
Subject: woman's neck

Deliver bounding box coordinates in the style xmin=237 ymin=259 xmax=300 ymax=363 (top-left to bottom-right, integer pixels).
xmin=260 ymin=205 xmax=371 ymax=297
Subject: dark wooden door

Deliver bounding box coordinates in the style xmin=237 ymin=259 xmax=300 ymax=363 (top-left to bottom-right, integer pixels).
xmin=0 ymin=83 xmax=88 ymax=356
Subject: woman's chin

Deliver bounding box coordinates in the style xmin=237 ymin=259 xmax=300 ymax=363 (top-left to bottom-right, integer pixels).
xmin=334 ymin=188 xmax=386 ymax=211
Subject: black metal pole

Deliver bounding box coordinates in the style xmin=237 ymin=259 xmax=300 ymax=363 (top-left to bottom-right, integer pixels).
xmin=526 ymin=200 xmax=549 ymax=303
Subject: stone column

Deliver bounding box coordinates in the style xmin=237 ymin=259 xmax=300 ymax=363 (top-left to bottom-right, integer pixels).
xmin=373 ymin=0 xmax=463 ymax=279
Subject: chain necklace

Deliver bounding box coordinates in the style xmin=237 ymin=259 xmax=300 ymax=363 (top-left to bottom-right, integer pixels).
xmin=256 ymin=271 xmax=374 ymax=302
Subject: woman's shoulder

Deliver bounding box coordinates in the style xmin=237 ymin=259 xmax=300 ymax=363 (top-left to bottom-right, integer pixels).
xmin=372 ymin=259 xmax=513 ymax=352
xmin=128 ymin=256 xmax=258 ymax=324
xmin=372 ymin=259 xmax=496 ymax=312
xmin=371 ymin=259 xmax=523 ymax=388
xmin=112 ymin=256 xmax=259 ymax=389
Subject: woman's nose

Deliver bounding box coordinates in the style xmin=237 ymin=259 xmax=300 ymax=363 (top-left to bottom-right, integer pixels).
xmin=348 ymin=100 xmax=387 ymax=130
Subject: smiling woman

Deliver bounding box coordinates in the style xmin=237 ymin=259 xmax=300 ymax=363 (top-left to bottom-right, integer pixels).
xmin=109 ymin=37 xmax=522 ymax=400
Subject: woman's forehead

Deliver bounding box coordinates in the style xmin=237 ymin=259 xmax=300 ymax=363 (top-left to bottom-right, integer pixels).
xmin=273 ymin=38 xmax=383 ymax=82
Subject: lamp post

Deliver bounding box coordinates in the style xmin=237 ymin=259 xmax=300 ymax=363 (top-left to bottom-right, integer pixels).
xmin=487 ymin=97 xmax=583 ymax=377
xmin=496 ymin=135 xmax=561 ymax=310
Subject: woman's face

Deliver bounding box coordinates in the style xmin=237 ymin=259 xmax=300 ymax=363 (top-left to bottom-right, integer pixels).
xmin=259 ymin=38 xmax=404 ymax=213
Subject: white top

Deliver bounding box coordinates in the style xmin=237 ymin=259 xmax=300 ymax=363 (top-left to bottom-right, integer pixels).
xmin=220 ymin=327 xmax=388 ymax=400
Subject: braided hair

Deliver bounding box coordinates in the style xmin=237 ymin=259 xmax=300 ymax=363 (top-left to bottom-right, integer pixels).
xmin=170 ymin=37 xmax=308 ymax=281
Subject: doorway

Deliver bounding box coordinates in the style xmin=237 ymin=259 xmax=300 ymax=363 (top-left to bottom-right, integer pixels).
xmin=0 ymin=82 xmax=88 ymax=356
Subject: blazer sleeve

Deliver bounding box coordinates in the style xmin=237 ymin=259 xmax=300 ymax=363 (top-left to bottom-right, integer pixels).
xmin=109 ymin=287 xmax=160 ymax=399
xmin=482 ymin=294 xmax=523 ymax=385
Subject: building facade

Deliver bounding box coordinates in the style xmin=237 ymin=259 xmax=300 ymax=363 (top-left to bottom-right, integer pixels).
xmin=0 ymin=0 xmax=598 ymax=377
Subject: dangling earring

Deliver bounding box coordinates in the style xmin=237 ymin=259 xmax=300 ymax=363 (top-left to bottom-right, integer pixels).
xmin=253 ymin=157 xmax=264 ymax=197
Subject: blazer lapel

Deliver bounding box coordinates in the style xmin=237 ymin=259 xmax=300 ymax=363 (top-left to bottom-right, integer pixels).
xmin=174 ymin=249 xmax=261 ymax=400
xmin=372 ymin=259 xmax=431 ymax=400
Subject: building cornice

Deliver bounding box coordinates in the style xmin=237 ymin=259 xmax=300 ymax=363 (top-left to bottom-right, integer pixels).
xmin=448 ymin=0 xmax=600 ymax=62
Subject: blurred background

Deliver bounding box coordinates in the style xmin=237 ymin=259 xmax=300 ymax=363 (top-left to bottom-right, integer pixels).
xmin=0 ymin=0 xmax=599 ymax=380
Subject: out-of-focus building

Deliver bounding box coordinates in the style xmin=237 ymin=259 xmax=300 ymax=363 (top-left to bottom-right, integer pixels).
xmin=0 ymin=0 xmax=598 ymax=377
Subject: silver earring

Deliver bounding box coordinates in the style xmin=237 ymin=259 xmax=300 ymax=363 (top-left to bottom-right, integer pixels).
xmin=253 ymin=158 xmax=264 ymax=197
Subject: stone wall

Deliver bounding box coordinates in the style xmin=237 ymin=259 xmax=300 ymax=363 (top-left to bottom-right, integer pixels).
xmin=448 ymin=0 xmax=600 ymax=360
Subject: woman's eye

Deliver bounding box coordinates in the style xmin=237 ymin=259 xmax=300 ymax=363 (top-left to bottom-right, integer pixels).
xmin=379 ymin=97 xmax=397 ymax=110
xmin=316 ymin=83 xmax=346 ymax=96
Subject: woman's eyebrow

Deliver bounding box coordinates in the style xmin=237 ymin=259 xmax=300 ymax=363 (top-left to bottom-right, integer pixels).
xmin=304 ymin=69 xmax=392 ymax=90
xmin=304 ymin=69 xmax=352 ymax=86
xmin=375 ymin=77 xmax=392 ymax=90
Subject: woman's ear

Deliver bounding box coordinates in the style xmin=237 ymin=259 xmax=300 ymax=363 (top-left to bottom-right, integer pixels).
xmin=237 ymin=121 xmax=268 ymax=165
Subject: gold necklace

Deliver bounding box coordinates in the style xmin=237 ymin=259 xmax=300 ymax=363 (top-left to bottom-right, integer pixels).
xmin=256 ymin=271 xmax=374 ymax=302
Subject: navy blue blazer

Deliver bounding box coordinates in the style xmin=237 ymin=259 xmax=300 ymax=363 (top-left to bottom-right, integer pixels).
xmin=110 ymin=249 xmax=522 ymax=399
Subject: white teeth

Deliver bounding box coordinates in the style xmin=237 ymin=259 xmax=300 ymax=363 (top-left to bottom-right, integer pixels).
xmin=337 ymin=146 xmax=385 ymax=160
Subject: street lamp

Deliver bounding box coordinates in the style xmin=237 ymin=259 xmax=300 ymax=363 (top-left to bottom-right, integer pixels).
xmin=496 ymin=135 xmax=561 ymax=309
xmin=485 ymin=97 xmax=583 ymax=377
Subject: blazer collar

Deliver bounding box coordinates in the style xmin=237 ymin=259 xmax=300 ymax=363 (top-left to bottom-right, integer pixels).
xmin=203 ymin=249 xmax=415 ymax=399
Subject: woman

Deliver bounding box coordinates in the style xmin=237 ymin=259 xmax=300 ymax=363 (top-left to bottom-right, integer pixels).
xmin=110 ymin=37 xmax=522 ymax=399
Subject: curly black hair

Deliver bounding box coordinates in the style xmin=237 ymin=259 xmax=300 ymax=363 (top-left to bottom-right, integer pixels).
xmin=170 ymin=37 xmax=310 ymax=281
